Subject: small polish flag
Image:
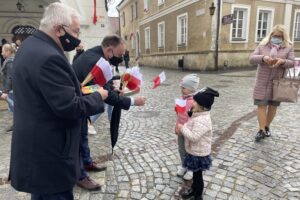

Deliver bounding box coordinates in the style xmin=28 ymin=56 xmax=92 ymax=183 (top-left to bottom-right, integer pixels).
xmin=153 ymin=71 xmax=166 ymax=89
xmin=175 ymin=99 xmax=187 ymax=113
xmin=90 ymin=57 xmax=112 ymax=86
xmin=123 ymin=66 xmax=143 ymax=90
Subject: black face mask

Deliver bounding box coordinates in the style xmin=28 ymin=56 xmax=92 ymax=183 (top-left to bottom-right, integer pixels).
xmin=59 ymin=27 xmax=81 ymax=52
xmin=109 ymin=55 xmax=123 ymax=67
xmin=187 ymin=109 xmax=193 ymax=117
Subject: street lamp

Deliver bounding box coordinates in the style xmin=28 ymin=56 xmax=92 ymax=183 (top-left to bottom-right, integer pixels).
xmin=209 ymin=3 xmax=216 ymax=16
xmin=16 ymin=0 xmax=24 ymax=12
xmin=210 ymin=1 xmax=220 ymax=71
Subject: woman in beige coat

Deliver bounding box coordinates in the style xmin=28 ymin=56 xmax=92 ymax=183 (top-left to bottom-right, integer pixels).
xmin=249 ymin=24 xmax=295 ymax=141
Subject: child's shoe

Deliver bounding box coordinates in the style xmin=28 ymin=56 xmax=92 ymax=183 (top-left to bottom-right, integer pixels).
xmin=265 ymin=126 xmax=271 ymax=137
xmin=255 ymin=130 xmax=265 ymax=142
xmin=177 ymin=166 xmax=187 ymax=177
xmin=183 ymin=170 xmax=193 ymax=181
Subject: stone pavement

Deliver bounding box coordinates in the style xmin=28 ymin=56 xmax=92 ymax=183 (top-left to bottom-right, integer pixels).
xmin=0 ymin=67 xmax=300 ymax=200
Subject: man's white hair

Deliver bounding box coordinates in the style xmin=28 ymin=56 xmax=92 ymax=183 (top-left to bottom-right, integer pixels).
xmin=39 ymin=2 xmax=80 ymax=31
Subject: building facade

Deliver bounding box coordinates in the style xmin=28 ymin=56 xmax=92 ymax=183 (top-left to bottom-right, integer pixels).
xmin=0 ymin=0 xmax=110 ymax=60
xmin=118 ymin=0 xmax=300 ymax=70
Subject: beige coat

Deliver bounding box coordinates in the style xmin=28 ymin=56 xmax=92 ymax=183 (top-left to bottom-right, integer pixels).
xmin=181 ymin=111 xmax=212 ymax=157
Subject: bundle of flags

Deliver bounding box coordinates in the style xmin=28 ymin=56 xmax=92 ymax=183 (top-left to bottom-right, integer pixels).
xmin=81 ymin=57 xmax=112 ymax=87
xmin=175 ymin=99 xmax=187 ymax=113
xmin=153 ymin=71 xmax=166 ymax=89
xmin=122 ymin=66 xmax=143 ymax=90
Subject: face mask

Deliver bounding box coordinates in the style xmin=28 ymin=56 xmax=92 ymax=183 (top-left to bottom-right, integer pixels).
xmin=59 ymin=27 xmax=81 ymax=52
xmin=270 ymin=37 xmax=283 ymax=45
xmin=109 ymin=51 xmax=123 ymax=66
xmin=187 ymin=109 xmax=193 ymax=117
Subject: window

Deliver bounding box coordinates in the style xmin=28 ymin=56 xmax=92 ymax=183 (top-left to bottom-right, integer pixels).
xmin=144 ymin=0 xmax=149 ymax=13
xmin=131 ymin=5 xmax=134 ymax=21
xmin=145 ymin=27 xmax=150 ymax=50
xmin=122 ymin=12 xmax=125 ymax=27
xmin=131 ymin=34 xmax=136 ymax=49
xmin=231 ymin=5 xmax=250 ymax=42
xmin=158 ymin=22 xmax=165 ymax=48
xmin=177 ymin=13 xmax=188 ymax=45
xmin=256 ymin=8 xmax=273 ymax=42
xmin=135 ymin=2 xmax=138 ymax=19
xmin=158 ymin=0 xmax=165 ymax=6
xmin=294 ymin=11 xmax=300 ymax=41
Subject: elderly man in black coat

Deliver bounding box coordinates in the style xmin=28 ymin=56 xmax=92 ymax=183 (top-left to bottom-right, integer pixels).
xmin=10 ymin=3 xmax=108 ymax=200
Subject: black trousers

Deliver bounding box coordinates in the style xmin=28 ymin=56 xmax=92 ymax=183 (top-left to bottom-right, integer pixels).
xmin=31 ymin=190 xmax=73 ymax=200
xmin=192 ymin=170 xmax=204 ymax=197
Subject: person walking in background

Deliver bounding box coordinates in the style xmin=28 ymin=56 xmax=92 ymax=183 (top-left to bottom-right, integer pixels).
xmin=177 ymin=87 xmax=219 ymax=200
xmin=249 ymin=24 xmax=295 ymax=142
xmin=124 ymin=49 xmax=130 ymax=68
xmin=0 ymin=43 xmax=16 ymax=132
xmin=9 ymin=3 xmax=108 ymax=200
xmin=175 ymin=74 xmax=200 ymax=181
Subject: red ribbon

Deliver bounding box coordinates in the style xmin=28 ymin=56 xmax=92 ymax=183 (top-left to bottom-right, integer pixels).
xmin=93 ymin=0 xmax=97 ymax=25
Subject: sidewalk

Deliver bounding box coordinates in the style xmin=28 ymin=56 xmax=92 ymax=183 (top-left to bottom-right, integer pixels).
xmin=0 ymin=67 xmax=299 ymax=199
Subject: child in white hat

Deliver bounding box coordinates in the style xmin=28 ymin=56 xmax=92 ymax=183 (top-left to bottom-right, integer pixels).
xmin=175 ymin=74 xmax=200 ymax=181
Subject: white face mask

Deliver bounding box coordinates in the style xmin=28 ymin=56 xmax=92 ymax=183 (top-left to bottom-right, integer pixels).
xmin=271 ymin=37 xmax=283 ymax=45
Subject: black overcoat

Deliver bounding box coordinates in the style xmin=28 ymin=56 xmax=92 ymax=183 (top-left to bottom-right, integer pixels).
xmin=10 ymin=30 xmax=104 ymax=194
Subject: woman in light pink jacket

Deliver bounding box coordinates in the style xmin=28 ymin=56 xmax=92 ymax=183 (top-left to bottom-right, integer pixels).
xmin=178 ymin=87 xmax=219 ymax=200
xmin=249 ymin=24 xmax=294 ymax=142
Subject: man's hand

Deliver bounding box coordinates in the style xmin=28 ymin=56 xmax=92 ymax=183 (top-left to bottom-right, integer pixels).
xmin=1 ymin=93 xmax=8 ymax=100
xmin=134 ymin=96 xmax=146 ymax=106
xmin=96 ymin=87 xmax=108 ymax=100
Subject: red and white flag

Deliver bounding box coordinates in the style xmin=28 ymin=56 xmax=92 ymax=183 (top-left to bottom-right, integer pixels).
xmin=153 ymin=71 xmax=166 ymax=89
xmin=123 ymin=66 xmax=143 ymax=90
xmin=90 ymin=57 xmax=112 ymax=86
xmin=175 ymin=99 xmax=187 ymax=113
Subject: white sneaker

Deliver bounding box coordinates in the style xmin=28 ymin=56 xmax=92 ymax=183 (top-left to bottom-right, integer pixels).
xmin=177 ymin=166 xmax=187 ymax=177
xmin=88 ymin=124 xmax=97 ymax=135
xmin=183 ymin=170 xmax=193 ymax=181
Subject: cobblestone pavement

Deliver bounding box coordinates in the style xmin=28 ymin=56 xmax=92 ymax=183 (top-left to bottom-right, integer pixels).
xmin=0 ymin=67 xmax=300 ymax=200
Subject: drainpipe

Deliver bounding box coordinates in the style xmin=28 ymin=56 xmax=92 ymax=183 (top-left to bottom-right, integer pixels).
xmin=215 ymin=0 xmax=221 ymax=71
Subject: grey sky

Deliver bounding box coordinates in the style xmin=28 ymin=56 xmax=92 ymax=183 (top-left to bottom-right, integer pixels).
xmin=107 ymin=0 xmax=122 ymax=17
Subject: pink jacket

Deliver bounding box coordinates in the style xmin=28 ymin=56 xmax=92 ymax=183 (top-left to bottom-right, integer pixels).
xmin=176 ymin=95 xmax=193 ymax=125
xmin=249 ymin=44 xmax=294 ymax=100
xmin=181 ymin=111 xmax=212 ymax=157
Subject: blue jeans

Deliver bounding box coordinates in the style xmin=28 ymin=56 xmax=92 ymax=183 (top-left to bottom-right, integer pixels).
xmin=90 ymin=103 xmax=113 ymax=123
xmin=31 ymin=189 xmax=73 ymax=200
xmin=7 ymin=90 xmax=13 ymax=112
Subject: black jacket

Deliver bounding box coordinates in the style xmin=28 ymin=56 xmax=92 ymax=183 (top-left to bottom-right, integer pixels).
xmin=72 ymin=45 xmax=131 ymax=110
xmin=10 ymin=30 xmax=105 ymax=194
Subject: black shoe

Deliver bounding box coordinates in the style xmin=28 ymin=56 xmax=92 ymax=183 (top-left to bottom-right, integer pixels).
xmin=181 ymin=189 xmax=194 ymax=199
xmin=6 ymin=125 xmax=13 ymax=132
xmin=194 ymin=195 xmax=203 ymax=200
xmin=265 ymin=126 xmax=271 ymax=137
xmin=255 ymin=130 xmax=265 ymax=142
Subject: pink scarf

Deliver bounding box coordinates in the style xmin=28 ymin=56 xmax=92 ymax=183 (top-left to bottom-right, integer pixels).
xmin=269 ymin=44 xmax=281 ymax=59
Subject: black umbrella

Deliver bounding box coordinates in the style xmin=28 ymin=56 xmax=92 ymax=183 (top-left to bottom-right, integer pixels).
xmin=110 ymin=105 xmax=121 ymax=153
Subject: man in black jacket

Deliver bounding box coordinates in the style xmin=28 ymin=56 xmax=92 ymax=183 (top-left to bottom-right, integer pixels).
xmin=10 ymin=3 xmax=108 ymax=200
xmin=73 ymin=35 xmax=146 ymax=190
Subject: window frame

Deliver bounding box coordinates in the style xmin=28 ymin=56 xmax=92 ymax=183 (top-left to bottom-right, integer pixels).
xmin=255 ymin=7 xmax=274 ymax=43
xmin=177 ymin=13 xmax=188 ymax=46
xmin=230 ymin=4 xmax=251 ymax=43
xmin=157 ymin=21 xmax=165 ymax=48
xmin=144 ymin=27 xmax=151 ymax=50
xmin=293 ymin=9 xmax=300 ymax=42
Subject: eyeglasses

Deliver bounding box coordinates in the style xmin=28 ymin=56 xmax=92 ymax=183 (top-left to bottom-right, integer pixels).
xmin=62 ymin=25 xmax=81 ymax=36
